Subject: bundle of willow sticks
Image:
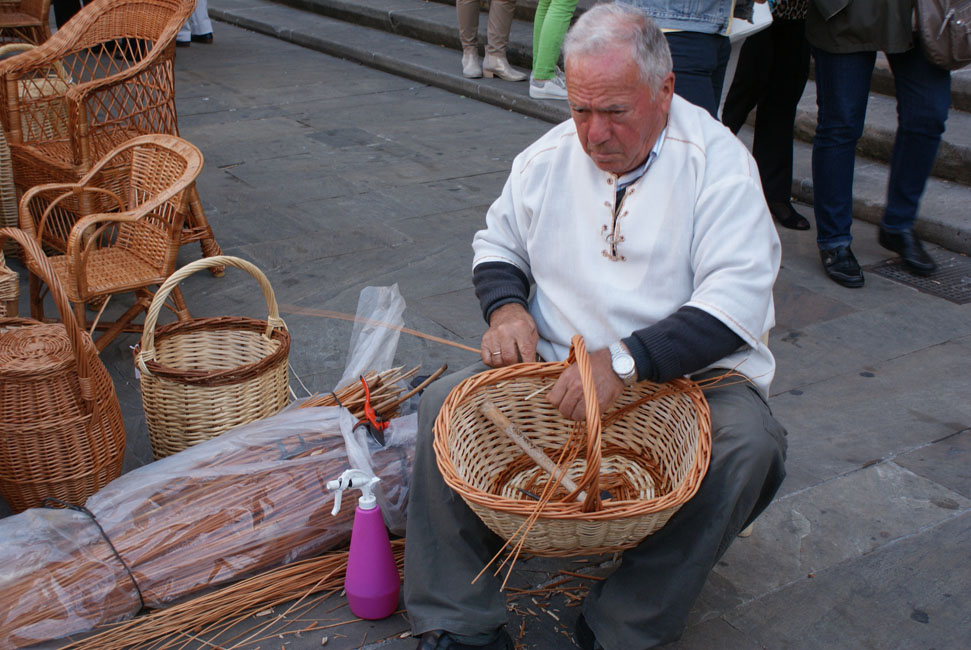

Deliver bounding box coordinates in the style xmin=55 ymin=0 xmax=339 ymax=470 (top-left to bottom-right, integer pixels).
xmin=0 ymin=401 xmax=417 ymax=649
xmin=61 ymin=541 xmax=407 ymax=650
xmin=300 ymin=363 xmax=446 ymax=418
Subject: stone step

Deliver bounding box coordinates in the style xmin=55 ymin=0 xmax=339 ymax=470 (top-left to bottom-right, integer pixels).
xmin=209 ymin=0 xmax=971 ymax=254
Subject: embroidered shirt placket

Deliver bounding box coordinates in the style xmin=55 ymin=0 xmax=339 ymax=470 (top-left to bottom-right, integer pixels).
xmin=600 ymin=127 xmax=666 ymax=262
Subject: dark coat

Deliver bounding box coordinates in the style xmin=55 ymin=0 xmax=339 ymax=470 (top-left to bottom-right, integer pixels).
xmin=806 ymin=0 xmax=915 ymax=53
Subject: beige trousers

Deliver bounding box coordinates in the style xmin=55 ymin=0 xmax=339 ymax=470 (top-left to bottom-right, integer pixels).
xmin=456 ymin=0 xmax=517 ymax=57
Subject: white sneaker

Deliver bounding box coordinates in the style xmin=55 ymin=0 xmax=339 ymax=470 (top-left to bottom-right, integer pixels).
xmin=529 ymin=74 xmax=568 ymax=100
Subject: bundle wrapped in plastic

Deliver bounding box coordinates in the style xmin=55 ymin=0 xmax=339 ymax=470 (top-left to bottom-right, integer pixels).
xmin=0 ymin=406 xmax=416 ymax=648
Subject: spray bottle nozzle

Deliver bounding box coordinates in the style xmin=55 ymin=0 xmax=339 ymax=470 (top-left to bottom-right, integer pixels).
xmin=327 ymin=469 xmax=381 ymax=515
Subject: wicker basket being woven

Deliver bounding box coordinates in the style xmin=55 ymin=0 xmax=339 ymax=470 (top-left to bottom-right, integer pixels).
xmin=136 ymin=256 xmax=290 ymax=459
xmin=0 ymin=227 xmax=125 ymax=512
xmin=435 ymin=335 xmax=711 ymax=557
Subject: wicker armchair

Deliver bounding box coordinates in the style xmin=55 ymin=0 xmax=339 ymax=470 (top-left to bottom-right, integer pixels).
xmin=19 ymin=134 xmax=202 ymax=351
xmin=0 ymin=0 xmax=51 ymax=46
xmin=0 ymin=0 xmax=223 ymax=267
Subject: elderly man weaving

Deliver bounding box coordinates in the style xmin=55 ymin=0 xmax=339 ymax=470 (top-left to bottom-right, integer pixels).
xmin=404 ymin=4 xmax=788 ymax=649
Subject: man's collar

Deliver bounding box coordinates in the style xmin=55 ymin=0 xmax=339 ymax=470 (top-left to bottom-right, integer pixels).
xmin=616 ymin=127 xmax=667 ymax=190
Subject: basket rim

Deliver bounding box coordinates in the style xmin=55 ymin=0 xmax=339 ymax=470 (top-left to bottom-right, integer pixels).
xmin=138 ymin=316 xmax=290 ymax=386
xmin=433 ymin=359 xmax=712 ymax=521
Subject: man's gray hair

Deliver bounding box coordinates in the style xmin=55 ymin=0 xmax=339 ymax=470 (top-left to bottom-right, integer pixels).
xmin=562 ymin=2 xmax=673 ymax=93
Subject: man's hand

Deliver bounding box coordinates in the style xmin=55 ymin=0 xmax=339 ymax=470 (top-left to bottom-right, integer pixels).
xmin=547 ymin=347 xmax=624 ymax=421
xmin=481 ymin=303 xmax=538 ymax=367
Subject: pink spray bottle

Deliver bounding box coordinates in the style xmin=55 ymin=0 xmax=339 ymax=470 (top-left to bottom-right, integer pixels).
xmin=327 ymin=469 xmax=400 ymax=619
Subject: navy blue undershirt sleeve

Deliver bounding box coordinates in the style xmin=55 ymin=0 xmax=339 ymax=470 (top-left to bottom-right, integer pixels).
xmin=473 ymin=262 xmax=744 ymax=381
xmin=622 ymin=306 xmax=745 ymax=384
xmin=473 ymin=261 xmax=530 ymax=323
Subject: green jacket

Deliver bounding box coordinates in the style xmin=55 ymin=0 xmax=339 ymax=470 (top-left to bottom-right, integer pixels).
xmin=806 ymin=0 xmax=915 ymax=53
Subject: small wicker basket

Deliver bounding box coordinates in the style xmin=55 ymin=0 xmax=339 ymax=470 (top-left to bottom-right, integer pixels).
xmin=136 ymin=256 xmax=290 ymax=459
xmin=0 ymin=227 xmax=125 ymax=512
xmin=434 ymin=335 xmax=711 ymax=556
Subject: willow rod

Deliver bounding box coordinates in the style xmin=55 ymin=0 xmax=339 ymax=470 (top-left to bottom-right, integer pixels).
xmin=278 ymin=304 xmax=480 ymax=353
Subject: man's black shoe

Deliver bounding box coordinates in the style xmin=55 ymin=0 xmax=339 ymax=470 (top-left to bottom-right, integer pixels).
xmin=820 ymin=245 xmax=864 ymax=288
xmin=574 ymin=614 xmax=603 ymax=650
xmin=768 ymin=201 xmax=811 ymax=231
xmin=415 ymin=628 xmax=513 ymax=650
xmin=878 ymin=227 xmax=937 ymax=276
xmin=191 ymin=32 xmax=214 ymax=44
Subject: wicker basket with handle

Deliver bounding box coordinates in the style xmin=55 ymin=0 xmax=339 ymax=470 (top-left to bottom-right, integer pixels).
xmin=0 ymin=226 xmax=125 ymax=512
xmin=434 ymin=334 xmax=711 ymax=556
xmin=136 ymin=256 xmax=290 ymax=459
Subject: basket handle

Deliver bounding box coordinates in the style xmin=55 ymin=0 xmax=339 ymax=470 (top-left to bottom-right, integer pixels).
xmin=0 ymin=227 xmax=99 ymax=409
xmin=137 ymin=255 xmax=287 ymax=376
xmin=563 ymin=334 xmax=604 ymax=513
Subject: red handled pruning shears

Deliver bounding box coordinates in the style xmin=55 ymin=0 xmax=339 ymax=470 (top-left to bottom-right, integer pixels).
xmin=356 ymin=375 xmax=389 ymax=445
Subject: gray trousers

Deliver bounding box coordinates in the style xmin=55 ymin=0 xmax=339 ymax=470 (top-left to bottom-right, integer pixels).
xmin=403 ymin=363 xmax=787 ymax=649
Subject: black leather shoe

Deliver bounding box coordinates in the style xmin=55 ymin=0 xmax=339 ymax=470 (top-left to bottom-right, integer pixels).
xmin=574 ymin=615 xmax=603 ymax=650
xmin=191 ymin=32 xmax=213 ymax=44
xmin=415 ymin=628 xmax=513 ymax=650
xmin=768 ymin=201 xmax=811 ymax=231
xmin=878 ymin=227 xmax=937 ymax=276
xmin=820 ymin=245 xmax=864 ymax=288
xmin=175 ymin=40 xmax=190 ymax=48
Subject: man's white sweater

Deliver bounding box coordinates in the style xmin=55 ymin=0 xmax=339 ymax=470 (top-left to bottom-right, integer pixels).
xmin=472 ymin=95 xmax=781 ymax=394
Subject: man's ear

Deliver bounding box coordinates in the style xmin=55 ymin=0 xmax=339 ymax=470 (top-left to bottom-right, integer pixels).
xmin=659 ymin=71 xmax=675 ymax=106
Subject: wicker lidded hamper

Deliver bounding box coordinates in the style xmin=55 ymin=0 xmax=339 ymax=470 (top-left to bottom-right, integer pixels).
xmin=435 ymin=335 xmax=712 ymax=556
xmin=0 ymin=228 xmax=125 ymax=512
xmin=136 ymin=256 xmax=290 ymax=458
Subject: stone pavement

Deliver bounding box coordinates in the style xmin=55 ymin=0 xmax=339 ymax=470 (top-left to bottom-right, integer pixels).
xmin=4 ymin=12 xmax=969 ymax=650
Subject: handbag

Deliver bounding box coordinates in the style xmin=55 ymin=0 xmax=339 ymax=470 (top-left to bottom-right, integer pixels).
xmin=915 ymin=0 xmax=971 ymax=70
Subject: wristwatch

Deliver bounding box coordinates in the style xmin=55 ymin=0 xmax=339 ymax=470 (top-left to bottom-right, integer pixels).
xmin=608 ymin=342 xmax=637 ymax=386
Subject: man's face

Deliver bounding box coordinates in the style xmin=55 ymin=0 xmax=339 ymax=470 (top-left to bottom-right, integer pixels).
xmin=566 ymin=47 xmax=674 ymax=175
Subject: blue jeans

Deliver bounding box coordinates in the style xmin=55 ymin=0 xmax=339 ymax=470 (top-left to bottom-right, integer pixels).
xmin=666 ymin=31 xmax=732 ymax=118
xmin=811 ymin=46 xmax=951 ymax=249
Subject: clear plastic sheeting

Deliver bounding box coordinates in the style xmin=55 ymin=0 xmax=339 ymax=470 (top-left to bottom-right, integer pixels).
xmin=0 ymin=406 xmax=416 ymax=649
xmin=335 ymin=283 xmax=406 ymax=392
xmin=0 ymin=508 xmax=140 ymax=647
xmin=340 ymin=409 xmax=416 ymax=535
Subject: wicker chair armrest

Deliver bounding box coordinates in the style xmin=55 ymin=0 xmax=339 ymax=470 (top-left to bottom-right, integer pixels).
xmin=20 ymin=183 xmax=125 ymax=242
xmin=65 ymin=210 xmax=141 ymax=296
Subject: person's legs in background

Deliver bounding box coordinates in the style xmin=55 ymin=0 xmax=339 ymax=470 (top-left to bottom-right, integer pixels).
xmin=529 ymin=0 xmax=578 ymax=100
xmin=177 ymin=0 xmax=213 ymax=46
xmin=876 ymin=47 xmax=951 ymax=275
xmin=751 ymin=18 xmax=811 ymax=230
xmin=721 ymin=26 xmax=772 ymax=133
xmin=665 ymin=31 xmax=732 ymax=117
xmin=483 ymin=0 xmax=527 ymax=81
xmin=811 ymin=46 xmax=874 ymax=287
xmin=51 ymin=0 xmax=82 ymax=29
xmin=457 ymin=0 xmax=483 ymax=78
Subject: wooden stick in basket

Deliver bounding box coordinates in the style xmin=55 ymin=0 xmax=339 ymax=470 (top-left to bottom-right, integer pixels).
xmin=478 ymin=401 xmax=586 ymax=503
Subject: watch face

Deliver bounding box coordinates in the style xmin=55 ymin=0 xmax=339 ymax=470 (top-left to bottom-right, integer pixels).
xmin=613 ymin=354 xmax=635 ymax=376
